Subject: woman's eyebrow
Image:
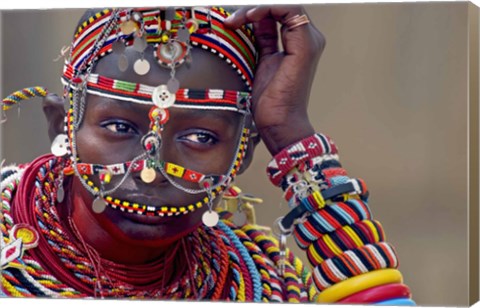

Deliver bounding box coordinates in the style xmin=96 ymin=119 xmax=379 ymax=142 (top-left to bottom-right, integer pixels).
xmin=172 ymin=108 xmax=237 ymax=126
xmin=90 ymin=96 xmax=150 ymax=114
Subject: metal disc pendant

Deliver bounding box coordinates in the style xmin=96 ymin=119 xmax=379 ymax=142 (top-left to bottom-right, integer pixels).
xmin=232 ymin=211 xmax=247 ymax=226
xmin=165 ymin=7 xmax=176 ymax=20
xmin=141 ymin=167 xmax=156 ymax=183
xmin=152 ymin=85 xmax=175 ymax=108
xmin=202 ymin=210 xmax=219 ymax=227
xmin=132 ymin=11 xmax=143 ymax=22
xmin=167 ymin=78 xmax=180 ymax=94
xmin=155 ymin=41 xmax=188 ymax=68
xmin=51 ymin=134 xmax=68 ymax=157
xmin=133 ymin=36 xmax=147 ymax=52
xmin=92 ymin=197 xmax=107 ymax=214
xmin=56 ymin=187 xmax=65 ymax=203
xmin=177 ymin=27 xmax=190 ymax=43
xmin=112 ymin=40 xmax=125 ymax=54
xmin=118 ymin=54 xmax=129 ymax=72
xmin=120 ymin=20 xmax=137 ymax=35
xmin=133 ymin=58 xmax=150 ymax=75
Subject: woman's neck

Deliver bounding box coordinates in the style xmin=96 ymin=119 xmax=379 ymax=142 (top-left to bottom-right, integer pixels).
xmin=59 ymin=177 xmax=190 ymax=287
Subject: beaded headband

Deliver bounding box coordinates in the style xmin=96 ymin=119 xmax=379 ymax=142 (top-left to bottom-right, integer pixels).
xmin=62 ymin=7 xmax=256 ymax=91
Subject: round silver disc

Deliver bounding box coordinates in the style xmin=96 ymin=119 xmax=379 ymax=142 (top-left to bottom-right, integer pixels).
xmin=56 ymin=187 xmax=65 ymax=203
xmin=152 ymin=85 xmax=175 ymax=108
xmin=165 ymin=7 xmax=176 ymax=20
xmin=112 ymin=40 xmax=125 ymax=54
xmin=51 ymin=134 xmax=68 ymax=157
xmin=167 ymin=78 xmax=180 ymax=94
xmin=160 ymin=42 xmax=182 ymax=62
xmin=92 ymin=197 xmax=107 ymax=213
xmin=202 ymin=210 xmax=219 ymax=227
xmin=120 ymin=20 xmax=137 ymax=35
xmin=118 ymin=54 xmax=129 ymax=72
xmin=133 ymin=58 xmax=150 ymax=76
xmin=141 ymin=167 xmax=156 ymax=183
xmin=232 ymin=211 xmax=247 ymax=226
xmin=133 ymin=36 xmax=147 ymax=52
xmin=177 ymin=27 xmax=190 ymax=43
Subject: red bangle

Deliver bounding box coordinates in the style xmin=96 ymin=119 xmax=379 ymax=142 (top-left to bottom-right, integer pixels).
xmin=337 ymin=283 xmax=411 ymax=304
xmin=266 ymin=133 xmax=338 ymax=186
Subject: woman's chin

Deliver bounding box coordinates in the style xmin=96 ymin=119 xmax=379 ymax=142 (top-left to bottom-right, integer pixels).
xmin=100 ymin=206 xmax=204 ymax=246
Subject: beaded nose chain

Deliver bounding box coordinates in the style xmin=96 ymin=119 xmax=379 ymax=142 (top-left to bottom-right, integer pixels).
xmin=57 ymin=7 xmax=256 ymax=226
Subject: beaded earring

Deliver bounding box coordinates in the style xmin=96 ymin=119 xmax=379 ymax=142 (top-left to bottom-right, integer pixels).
xmin=91 ymin=170 xmax=113 ymax=213
xmin=132 ymin=12 xmax=151 ymax=76
xmin=51 ymin=133 xmax=70 ymax=203
xmin=200 ymin=177 xmax=219 ymax=227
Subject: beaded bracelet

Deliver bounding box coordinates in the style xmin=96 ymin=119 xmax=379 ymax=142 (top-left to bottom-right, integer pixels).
xmin=292 ymin=198 xmax=373 ymax=249
xmin=266 ymin=133 xmax=338 ymax=187
xmin=280 ymin=159 xmax=343 ymax=194
xmin=279 ymin=179 xmax=368 ymax=231
xmin=337 ymin=283 xmax=411 ymax=304
xmin=316 ymin=269 xmax=403 ymax=303
xmin=303 ymin=220 xmax=385 ymax=264
xmin=312 ymin=242 xmax=398 ymax=291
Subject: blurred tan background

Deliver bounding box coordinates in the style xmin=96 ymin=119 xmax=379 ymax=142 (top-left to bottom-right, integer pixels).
xmin=0 ymin=3 xmax=474 ymax=306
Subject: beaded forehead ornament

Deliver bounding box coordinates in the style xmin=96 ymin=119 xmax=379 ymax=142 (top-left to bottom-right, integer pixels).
xmin=2 ymin=7 xmax=258 ymax=226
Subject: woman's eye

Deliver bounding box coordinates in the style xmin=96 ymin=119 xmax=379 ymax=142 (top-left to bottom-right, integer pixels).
xmin=102 ymin=121 xmax=138 ymax=135
xmin=181 ymin=132 xmax=218 ymax=145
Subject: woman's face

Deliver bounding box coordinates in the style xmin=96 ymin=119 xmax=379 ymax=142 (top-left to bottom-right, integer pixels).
xmin=73 ymin=45 xmax=248 ymax=246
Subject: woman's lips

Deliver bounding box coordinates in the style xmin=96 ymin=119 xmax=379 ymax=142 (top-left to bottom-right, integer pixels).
xmin=109 ymin=193 xmax=191 ymax=225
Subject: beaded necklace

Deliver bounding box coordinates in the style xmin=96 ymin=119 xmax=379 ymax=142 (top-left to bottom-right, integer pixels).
xmin=1 ymin=156 xmax=315 ymax=301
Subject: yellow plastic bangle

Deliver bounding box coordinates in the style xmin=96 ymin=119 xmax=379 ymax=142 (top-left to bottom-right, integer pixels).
xmin=316 ymin=269 xmax=403 ymax=303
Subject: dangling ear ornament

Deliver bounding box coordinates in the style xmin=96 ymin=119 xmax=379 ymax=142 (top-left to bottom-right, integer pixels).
xmin=51 ymin=134 xmax=69 ymax=157
xmin=201 ymin=177 xmax=219 ymax=227
xmin=91 ymin=170 xmax=111 ymax=214
xmin=56 ymin=170 xmax=65 ymax=203
xmin=92 ymin=197 xmax=107 ymax=214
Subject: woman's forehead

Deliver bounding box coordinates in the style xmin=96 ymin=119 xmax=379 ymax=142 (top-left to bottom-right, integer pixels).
xmin=86 ymin=93 xmax=243 ymax=126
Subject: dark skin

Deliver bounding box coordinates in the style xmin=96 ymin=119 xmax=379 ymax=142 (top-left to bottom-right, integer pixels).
xmin=43 ymin=5 xmax=325 ymax=284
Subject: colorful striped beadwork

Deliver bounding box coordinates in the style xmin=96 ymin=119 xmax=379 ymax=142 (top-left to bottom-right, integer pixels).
xmin=61 ymin=72 xmax=251 ymax=113
xmin=312 ymin=242 xmax=399 ymax=291
xmin=64 ymin=7 xmax=256 ymax=90
xmin=2 ymin=87 xmax=48 ymax=111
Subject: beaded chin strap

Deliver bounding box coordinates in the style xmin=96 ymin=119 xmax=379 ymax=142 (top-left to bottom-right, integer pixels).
xmin=2 ymin=7 xmax=257 ymax=227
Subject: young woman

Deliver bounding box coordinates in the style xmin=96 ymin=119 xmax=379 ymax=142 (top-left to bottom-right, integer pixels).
xmin=0 ymin=5 xmax=414 ymax=304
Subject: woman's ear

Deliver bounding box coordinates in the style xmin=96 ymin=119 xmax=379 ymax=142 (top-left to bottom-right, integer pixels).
xmin=42 ymin=93 xmax=66 ymax=142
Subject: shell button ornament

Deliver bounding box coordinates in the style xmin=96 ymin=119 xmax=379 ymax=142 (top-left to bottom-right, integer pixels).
xmin=152 ymin=85 xmax=175 ymax=108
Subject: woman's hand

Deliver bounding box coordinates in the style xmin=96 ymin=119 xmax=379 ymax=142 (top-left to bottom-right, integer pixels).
xmin=225 ymin=6 xmax=325 ymax=155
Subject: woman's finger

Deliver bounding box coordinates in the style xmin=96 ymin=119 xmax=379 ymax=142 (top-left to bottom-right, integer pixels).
xmin=251 ymin=18 xmax=279 ymax=59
